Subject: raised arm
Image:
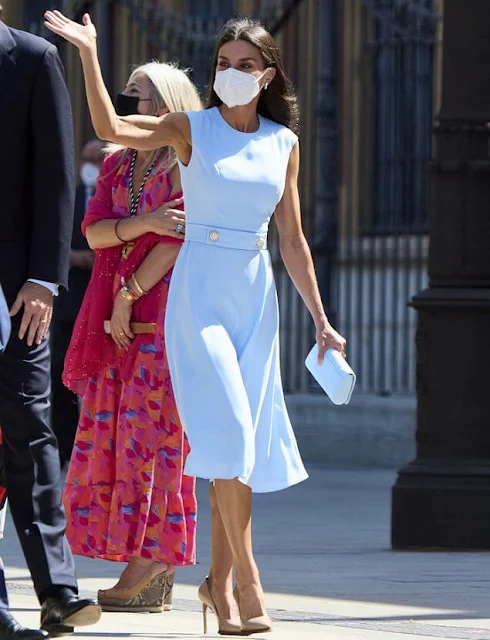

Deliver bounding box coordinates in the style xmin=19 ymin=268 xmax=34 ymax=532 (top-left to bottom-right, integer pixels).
xmin=275 ymin=142 xmax=346 ymax=363
xmin=44 ymin=11 xmax=191 ymax=155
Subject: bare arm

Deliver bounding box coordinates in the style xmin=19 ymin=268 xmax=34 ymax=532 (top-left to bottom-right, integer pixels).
xmin=86 ymin=217 xmax=147 ymax=250
xmin=275 ymin=142 xmax=346 ymax=362
xmin=86 ymin=198 xmax=185 ymax=250
xmin=133 ymin=243 xmax=181 ymax=293
xmin=110 ymin=242 xmax=181 ymax=349
xmin=80 ymin=44 xmax=188 ymax=150
xmin=44 ymin=11 xmax=191 ymax=154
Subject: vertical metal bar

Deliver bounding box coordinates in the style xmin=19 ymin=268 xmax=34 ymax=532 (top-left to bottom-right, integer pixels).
xmin=367 ymin=9 xmax=380 ymax=392
xmin=131 ymin=12 xmax=138 ymax=67
xmin=357 ymin=1 xmax=373 ymax=394
xmin=315 ymin=0 xmax=339 ymax=340
xmin=298 ymin=0 xmax=320 ymax=392
xmin=402 ymin=4 xmax=415 ymax=392
xmin=120 ymin=2 xmax=129 ymax=91
xmin=95 ymin=0 xmax=111 ymax=87
xmin=379 ymin=0 xmax=395 ymax=394
xmin=343 ymin=0 xmax=357 ymax=388
xmin=404 ymin=3 xmax=419 ymax=392
xmin=394 ymin=1 xmax=406 ymax=393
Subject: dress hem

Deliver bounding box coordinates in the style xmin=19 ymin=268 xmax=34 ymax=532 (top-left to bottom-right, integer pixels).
xmin=64 ymin=481 xmax=197 ymax=566
xmin=200 ymin=471 xmax=309 ymax=494
xmin=70 ymin=547 xmax=196 ymax=567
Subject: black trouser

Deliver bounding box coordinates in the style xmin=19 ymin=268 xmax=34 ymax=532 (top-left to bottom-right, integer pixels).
xmin=0 ymin=318 xmax=77 ymax=599
xmin=51 ymin=320 xmax=79 ymax=465
xmin=0 ymin=559 xmax=7 ymax=609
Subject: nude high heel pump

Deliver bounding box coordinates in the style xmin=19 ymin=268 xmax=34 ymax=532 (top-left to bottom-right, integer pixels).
xmin=198 ymin=577 xmax=243 ymax=636
xmin=233 ymin=585 xmax=272 ymax=635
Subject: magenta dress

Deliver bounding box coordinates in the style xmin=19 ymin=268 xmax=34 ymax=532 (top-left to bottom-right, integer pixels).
xmin=63 ymin=152 xmax=196 ymax=566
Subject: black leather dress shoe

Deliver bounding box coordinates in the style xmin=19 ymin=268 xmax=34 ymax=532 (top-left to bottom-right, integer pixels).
xmin=0 ymin=609 xmax=48 ymax=640
xmin=40 ymin=595 xmax=101 ymax=638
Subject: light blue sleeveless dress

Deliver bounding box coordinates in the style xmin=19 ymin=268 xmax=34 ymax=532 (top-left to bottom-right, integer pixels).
xmin=165 ymin=106 xmax=308 ymax=493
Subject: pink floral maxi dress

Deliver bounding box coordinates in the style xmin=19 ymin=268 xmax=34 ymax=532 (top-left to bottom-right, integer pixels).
xmin=63 ymin=152 xmax=196 ymax=566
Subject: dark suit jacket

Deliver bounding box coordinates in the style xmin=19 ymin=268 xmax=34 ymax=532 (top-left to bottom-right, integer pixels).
xmin=55 ymin=184 xmax=92 ymax=323
xmin=0 ymin=22 xmax=75 ymax=307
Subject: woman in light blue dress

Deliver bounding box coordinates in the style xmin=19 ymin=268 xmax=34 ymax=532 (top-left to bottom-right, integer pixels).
xmin=46 ymin=10 xmax=346 ymax=636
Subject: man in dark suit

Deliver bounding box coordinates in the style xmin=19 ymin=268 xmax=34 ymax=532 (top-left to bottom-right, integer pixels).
xmin=0 ymin=19 xmax=100 ymax=639
xmin=0 ymin=285 xmax=45 ymax=640
xmin=51 ymin=139 xmax=103 ymax=467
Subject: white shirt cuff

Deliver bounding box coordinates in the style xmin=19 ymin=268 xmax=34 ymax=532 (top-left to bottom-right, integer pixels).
xmin=28 ymin=279 xmax=59 ymax=296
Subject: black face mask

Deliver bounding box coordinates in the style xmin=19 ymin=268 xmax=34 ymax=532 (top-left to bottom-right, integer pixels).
xmin=115 ymin=93 xmax=141 ymax=117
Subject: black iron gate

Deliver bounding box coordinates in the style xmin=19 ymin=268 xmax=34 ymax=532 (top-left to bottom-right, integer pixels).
xmin=337 ymin=0 xmax=440 ymax=395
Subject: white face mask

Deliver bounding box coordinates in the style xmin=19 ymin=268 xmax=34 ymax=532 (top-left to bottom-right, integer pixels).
xmin=213 ymin=68 xmax=268 ymax=108
xmin=80 ymin=162 xmax=100 ymax=189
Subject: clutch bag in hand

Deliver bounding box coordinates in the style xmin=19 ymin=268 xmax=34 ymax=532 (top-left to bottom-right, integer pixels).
xmin=305 ymin=345 xmax=356 ymax=405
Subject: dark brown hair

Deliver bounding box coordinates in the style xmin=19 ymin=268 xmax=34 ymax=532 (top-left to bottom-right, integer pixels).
xmin=206 ymin=18 xmax=299 ymax=134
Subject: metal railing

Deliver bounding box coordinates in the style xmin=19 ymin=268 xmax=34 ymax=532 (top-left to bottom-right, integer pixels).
xmin=335 ymin=0 xmax=439 ymax=394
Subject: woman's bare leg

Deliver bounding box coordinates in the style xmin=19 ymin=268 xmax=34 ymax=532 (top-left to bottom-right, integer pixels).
xmin=108 ymin=558 xmax=174 ymax=591
xmin=207 ymin=483 xmax=238 ymax=618
xmin=213 ymin=478 xmax=267 ymax=620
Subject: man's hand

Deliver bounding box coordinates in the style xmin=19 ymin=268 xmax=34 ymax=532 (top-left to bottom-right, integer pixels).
xmin=71 ymin=249 xmax=95 ymax=270
xmin=9 ymin=282 xmax=54 ymax=346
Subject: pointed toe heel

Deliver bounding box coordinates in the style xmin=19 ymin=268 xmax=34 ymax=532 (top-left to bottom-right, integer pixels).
xmin=198 ymin=576 xmax=243 ymax=636
xmin=233 ymin=585 xmax=272 ymax=635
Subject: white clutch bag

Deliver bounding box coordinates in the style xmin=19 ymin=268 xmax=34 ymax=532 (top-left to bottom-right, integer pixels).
xmin=305 ymin=345 xmax=356 ymax=405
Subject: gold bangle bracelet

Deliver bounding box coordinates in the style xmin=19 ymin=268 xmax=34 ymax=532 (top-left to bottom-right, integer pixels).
xmin=119 ymin=286 xmax=137 ymax=303
xmin=130 ymin=274 xmax=146 ymax=296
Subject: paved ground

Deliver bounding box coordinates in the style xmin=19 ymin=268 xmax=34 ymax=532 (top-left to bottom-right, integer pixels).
xmin=3 ymin=468 xmax=490 ymax=639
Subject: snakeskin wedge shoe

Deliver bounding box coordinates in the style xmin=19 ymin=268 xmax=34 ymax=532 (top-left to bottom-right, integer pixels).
xmin=98 ymin=570 xmax=174 ymax=613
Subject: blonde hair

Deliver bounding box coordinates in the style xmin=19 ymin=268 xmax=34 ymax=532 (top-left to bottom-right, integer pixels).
xmin=106 ymin=61 xmax=202 ymax=173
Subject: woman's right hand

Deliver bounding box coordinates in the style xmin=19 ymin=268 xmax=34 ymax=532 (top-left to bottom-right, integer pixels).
xmin=44 ymin=11 xmax=97 ymax=51
xmin=110 ymin=290 xmax=134 ymax=351
xmin=144 ymin=198 xmax=186 ymax=239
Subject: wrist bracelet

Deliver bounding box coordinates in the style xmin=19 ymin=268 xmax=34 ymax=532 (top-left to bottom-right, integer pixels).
xmin=125 ymin=283 xmax=141 ymax=300
xmin=119 ymin=286 xmax=137 ymax=303
xmin=115 ymin=219 xmax=126 ymax=243
xmin=130 ymin=274 xmax=147 ymax=296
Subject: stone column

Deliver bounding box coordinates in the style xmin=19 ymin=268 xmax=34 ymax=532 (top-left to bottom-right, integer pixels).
xmin=392 ymin=0 xmax=490 ymax=549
